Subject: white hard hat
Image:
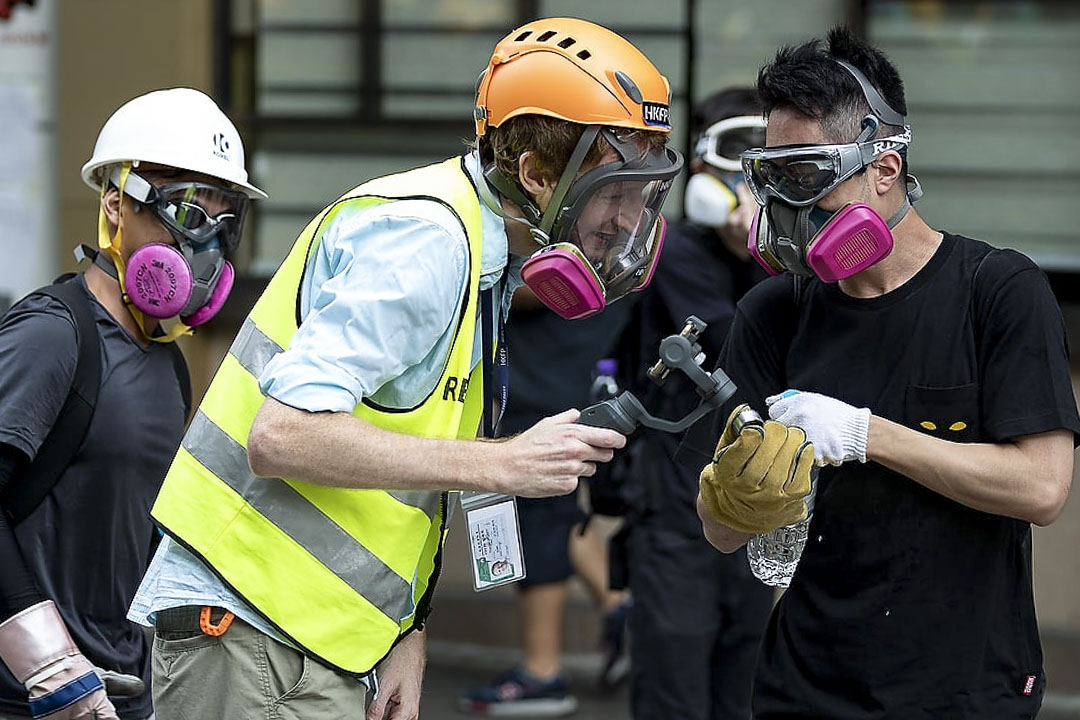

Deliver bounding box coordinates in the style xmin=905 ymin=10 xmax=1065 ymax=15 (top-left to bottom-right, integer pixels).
xmin=81 ymin=87 xmax=266 ymax=199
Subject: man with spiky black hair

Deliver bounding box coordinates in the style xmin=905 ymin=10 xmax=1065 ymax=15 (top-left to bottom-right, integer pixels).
xmin=685 ymin=26 xmax=1079 ymax=719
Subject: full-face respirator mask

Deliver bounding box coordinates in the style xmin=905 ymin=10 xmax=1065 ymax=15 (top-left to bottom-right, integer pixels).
xmin=480 ymin=125 xmax=683 ymax=319
xmin=740 ymin=60 xmax=922 ymax=283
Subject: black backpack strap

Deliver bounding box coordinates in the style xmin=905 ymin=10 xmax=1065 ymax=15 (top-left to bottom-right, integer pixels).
xmin=167 ymin=342 xmax=192 ymax=421
xmin=3 ymin=276 xmax=102 ymax=526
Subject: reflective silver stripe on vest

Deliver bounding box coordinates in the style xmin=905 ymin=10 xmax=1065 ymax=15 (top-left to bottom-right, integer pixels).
xmin=229 ymin=318 xmax=443 ymax=521
xmin=183 ymin=410 xmax=413 ymax=623
xmin=387 ymin=490 xmax=442 ymax=520
xmin=230 ymin=318 xmax=283 ymax=379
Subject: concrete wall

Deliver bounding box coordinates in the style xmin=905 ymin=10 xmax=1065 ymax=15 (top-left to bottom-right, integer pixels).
xmin=57 ymin=0 xmax=215 ymax=276
xmin=57 ymin=0 xmax=219 ymax=392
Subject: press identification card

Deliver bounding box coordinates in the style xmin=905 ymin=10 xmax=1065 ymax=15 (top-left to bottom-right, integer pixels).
xmin=459 ymin=491 xmax=526 ymax=591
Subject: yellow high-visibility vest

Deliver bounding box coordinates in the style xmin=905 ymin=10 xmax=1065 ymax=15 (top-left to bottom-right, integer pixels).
xmin=152 ymin=157 xmax=485 ymax=675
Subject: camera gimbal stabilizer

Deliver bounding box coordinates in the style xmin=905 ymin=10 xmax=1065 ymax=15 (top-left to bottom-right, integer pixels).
xmin=577 ymin=316 xmax=736 ymax=434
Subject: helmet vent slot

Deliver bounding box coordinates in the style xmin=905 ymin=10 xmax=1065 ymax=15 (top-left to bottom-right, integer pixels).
xmin=514 ymin=31 xmax=532 ymax=42
xmin=537 ymin=30 xmax=557 ymax=42
xmin=577 ymin=50 xmax=591 ymax=60
xmin=558 ymin=37 xmax=576 ymax=49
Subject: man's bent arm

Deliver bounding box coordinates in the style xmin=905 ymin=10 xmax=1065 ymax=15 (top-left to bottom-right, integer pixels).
xmin=868 ymin=417 xmax=1073 ymax=526
xmin=247 ymin=396 xmax=625 ymax=498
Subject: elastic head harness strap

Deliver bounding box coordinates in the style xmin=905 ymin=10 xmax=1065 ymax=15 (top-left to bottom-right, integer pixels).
xmin=480 ymin=125 xmax=604 ymax=248
xmin=834 ymin=58 xmax=922 ymax=205
xmin=833 ymin=59 xmax=906 ymax=128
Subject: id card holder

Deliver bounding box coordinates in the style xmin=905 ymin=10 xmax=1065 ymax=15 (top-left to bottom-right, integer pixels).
xmin=459 ymin=491 xmax=526 ymax=591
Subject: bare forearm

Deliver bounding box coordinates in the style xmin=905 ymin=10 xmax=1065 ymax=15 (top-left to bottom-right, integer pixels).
xmin=867 ymin=416 xmax=1073 ymax=526
xmin=247 ymin=397 xmax=626 ymax=497
xmin=248 ymin=398 xmax=506 ymax=491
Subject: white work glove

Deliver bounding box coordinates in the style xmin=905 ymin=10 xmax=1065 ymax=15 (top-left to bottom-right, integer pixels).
xmin=766 ymin=389 xmax=871 ymax=466
xmin=0 ymin=600 xmax=137 ymax=719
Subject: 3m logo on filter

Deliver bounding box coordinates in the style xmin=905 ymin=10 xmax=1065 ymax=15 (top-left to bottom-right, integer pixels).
xmin=642 ymin=102 xmax=670 ymax=128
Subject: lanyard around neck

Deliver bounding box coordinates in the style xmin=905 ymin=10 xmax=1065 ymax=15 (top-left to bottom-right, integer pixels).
xmin=480 ymin=283 xmax=508 ymax=438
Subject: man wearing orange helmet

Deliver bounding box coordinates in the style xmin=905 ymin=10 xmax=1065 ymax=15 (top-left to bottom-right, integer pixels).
xmin=128 ymin=17 xmax=682 ymax=720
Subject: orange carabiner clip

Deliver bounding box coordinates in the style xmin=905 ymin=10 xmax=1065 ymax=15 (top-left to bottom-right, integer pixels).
xmin=199 ymin=606 xmax=235 ymax=637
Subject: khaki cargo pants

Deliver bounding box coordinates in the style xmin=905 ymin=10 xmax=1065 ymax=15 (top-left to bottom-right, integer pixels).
xmin=152 ymin=606 xmax=370 ymax=719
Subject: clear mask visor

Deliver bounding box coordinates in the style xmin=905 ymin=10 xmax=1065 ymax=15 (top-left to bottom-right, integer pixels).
xmin=564 ymin=175 xmax=669 ymax=300
xmin=549 ymin=138 xmax=679 ymax=300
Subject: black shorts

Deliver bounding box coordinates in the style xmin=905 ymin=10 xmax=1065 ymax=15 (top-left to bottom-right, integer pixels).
xmin=516 ymin=493 xmax=586 ymax=588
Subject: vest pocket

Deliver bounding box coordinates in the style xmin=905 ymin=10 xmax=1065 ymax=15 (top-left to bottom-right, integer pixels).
xmin=904 ymin=383 xmax=980 ymax=442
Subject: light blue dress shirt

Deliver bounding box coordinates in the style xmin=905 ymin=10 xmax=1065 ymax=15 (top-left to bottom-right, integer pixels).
xmin=128 ymin=152 xmax=522 ymax=682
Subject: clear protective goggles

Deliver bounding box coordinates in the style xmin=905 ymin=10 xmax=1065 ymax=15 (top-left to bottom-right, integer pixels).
xmin=546 ymin=128 xmax=681 ymax=294
xmin=741 ymin=121 xmax=912 ymax=207
xmin=694 ymin=115 xmax=766 ymax=173
xmin=111 ymin=168 xmax=250 ymax=255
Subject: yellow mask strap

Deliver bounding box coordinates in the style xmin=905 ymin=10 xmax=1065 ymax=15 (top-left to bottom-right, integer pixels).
xmin=97 ymin=163 xmax=193 ymax=343
xmin=148 ymin=321 xmax=194 ymax=344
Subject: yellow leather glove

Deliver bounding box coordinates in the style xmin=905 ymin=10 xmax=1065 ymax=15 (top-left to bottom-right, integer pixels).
xmin=699 ymin=404 xmax=816 ymax=534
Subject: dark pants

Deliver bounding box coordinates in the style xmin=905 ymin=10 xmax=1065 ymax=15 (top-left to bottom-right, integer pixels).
xmin=628 ymin=525 xmax=774 ymax=720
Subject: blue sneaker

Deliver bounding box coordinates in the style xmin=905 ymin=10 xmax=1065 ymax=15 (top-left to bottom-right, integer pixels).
xmin=598 ymin=600 xmax=631 ymax=692
xmin=458 ymin=666 xmax=579 ymax=717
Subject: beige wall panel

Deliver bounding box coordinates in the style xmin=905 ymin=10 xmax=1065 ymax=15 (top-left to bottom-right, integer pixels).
xmin=57 ymin=0 xmax=215 ymax=275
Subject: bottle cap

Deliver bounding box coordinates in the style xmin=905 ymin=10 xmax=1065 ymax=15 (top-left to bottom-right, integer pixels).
xmin=596 ymin=358 xmax=618 ymax=375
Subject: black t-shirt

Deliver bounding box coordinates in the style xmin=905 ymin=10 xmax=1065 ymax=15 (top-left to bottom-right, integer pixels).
xmin=681 ymin=233 xmax=1080 ymax=719
xmin=0 ymin=275 xmax=187 ymax=720
xmin=617 ymin=220 xmax=766 ymax=533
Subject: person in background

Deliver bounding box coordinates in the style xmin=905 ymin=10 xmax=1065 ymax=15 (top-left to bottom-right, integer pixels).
xmin=128 ymin=18 xmax=682 ymax=720
xmin=691 ymin=26 xmax=1079 ymax=718
xmin=611 ymin=86 xmax=774 ymax=720
xmin=458 ymin=286 xmax=634 ymax=717
xmin=0 ymin=88 xmax=263 ymax=720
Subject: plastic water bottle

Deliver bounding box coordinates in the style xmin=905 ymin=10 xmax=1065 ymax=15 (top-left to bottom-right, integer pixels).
xmin=590 ymin=358 xmax=620 ymax=403
xmin=746 ymin=470 xmax=817 ymax=588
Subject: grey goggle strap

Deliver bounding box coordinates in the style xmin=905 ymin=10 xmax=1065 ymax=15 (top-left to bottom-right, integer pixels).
xmin=833 ymin=59 xmax=906 ymax=128
xmin=835 ymin=58 xmax=924 ymax=201
xmin=108 ymin=166 xmax=155 ymax=205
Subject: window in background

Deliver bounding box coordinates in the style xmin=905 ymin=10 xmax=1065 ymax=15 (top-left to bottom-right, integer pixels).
xmin=224 ymin=1 xmax=1080 ymax=275
xmin=869 ymin=0 xmax=1080 ymax=270
xmin=225 ymin=0 xmax=692 ymax=275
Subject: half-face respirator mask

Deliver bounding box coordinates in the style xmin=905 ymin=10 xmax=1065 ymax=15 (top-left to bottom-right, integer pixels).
xmin=740 ymin=59 xmax=922 ymax=283
xmin=102 ymin=165 xmax=249 ymax=331
xmin=482 ymin=125 xmax=683 ymax=319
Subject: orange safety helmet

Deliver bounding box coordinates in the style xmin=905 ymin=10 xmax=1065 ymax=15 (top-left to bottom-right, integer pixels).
xmin=475 ymin=17 xmax=673 ymax=137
